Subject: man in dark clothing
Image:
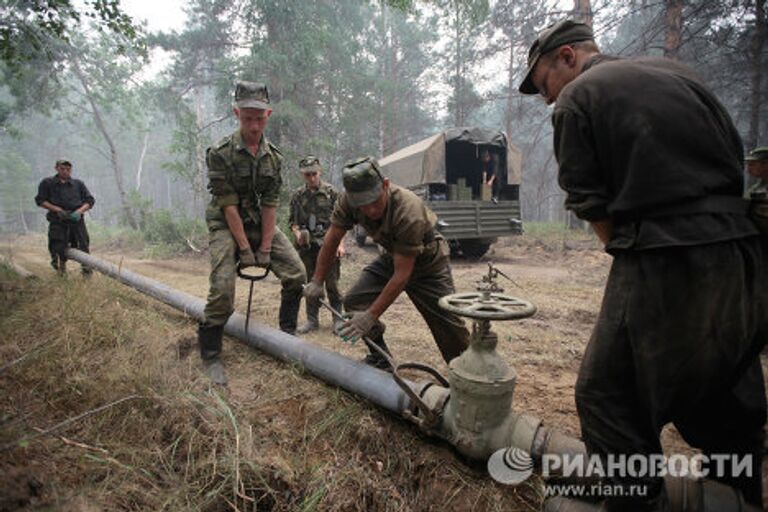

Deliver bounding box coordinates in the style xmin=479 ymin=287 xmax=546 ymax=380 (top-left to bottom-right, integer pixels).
xmin=520 ymin=20 xmax=767 ymax=511
xmin=34 ymin=159 xmax=94 ymax=275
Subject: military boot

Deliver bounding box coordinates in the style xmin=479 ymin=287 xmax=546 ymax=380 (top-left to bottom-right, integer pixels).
xmin=198 ymin=323 xmax=227 ymax=385
xmin=330 ymin=298 xmax=345 ymax=334
xmin=362 ymin=336 xmax=393 ymax=371
xmin=296 ymin=300 xmax=320 ymax=334
xmin=279 ymin=290 xmax=301 ymax=335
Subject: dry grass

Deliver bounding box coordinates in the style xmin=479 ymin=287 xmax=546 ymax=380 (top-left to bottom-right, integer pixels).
xmin=0 ymin=246 xmax=542 ymax=511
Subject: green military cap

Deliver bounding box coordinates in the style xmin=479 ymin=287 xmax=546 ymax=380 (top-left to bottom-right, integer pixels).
xmin=55 ymin=159 xmax=72 ymax=167
xmin=234 ymin=81 xmax=270 ymax=110
xmin=299 ymin=155 xmax=322 ymax=174
xmin=518 ymin=19 xmax=594 ymax=95
xmin=342 ymin=156 xmax=384 ymax=207
xmin=745 ymin=147 xmax=768 ymax=161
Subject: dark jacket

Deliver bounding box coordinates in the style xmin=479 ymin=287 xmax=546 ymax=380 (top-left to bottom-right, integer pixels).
xmin=553 ymin=55 xmax=757 ymax=251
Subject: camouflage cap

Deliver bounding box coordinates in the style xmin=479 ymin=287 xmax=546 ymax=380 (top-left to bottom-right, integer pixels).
xmin=55 ymin=159 xmax=72 ymax=167
xmin=342 ymin=156 xmax=384 ymax=207
xmin=518 ymin=19 xmax=594 ymax=95
xmin=234 ymin=81 xmax=270 ymax=110
xmin=745 ymin=146 xmax=768 ymax=161
xmin=299 ymin=155 xmax=322 ymax=174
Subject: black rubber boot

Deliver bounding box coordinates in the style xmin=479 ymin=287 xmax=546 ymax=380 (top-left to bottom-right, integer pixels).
xmin=296 ymin=300 xmax=320 ymax=334
xmin=279 ymin=290 xmax=301 ymax=334
xmin=330 ymin=298 xmax=344 ymax=334
xmin=362 ymin=336 xmax=393 ymax=371
xmin=198 ymin=323 xmax=227 ymax=385
xmin=198 ymin=323 xmax=224 ymax=360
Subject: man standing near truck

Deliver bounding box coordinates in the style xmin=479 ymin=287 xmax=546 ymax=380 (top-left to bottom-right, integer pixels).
xmin=289 ymin=155 xmax=345 ymax=334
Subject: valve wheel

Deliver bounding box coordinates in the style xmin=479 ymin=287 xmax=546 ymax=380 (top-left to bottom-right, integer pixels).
xmin=438 ymin=292 xmax=536 ymax=320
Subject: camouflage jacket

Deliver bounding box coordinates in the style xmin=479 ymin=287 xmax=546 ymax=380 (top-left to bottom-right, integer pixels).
xmin=289 ymin=181 xmax=339 ymax=244
xmin=205 ymin=130 xmax=283 ymax=232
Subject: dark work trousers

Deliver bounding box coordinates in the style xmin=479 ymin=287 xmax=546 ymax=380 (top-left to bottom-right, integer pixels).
xmin=575 ymin=236 xmax=768 ymax=511
xmin=343 ymin=244 xmax=470 ymax=364
xmin=48 ymin=219 xmax=91 ymax=272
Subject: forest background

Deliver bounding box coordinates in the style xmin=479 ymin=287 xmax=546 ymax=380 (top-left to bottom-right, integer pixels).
xmin=0 ymin=0 xmax=765 ymax=250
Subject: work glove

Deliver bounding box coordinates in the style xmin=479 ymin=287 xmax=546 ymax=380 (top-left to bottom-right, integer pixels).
xmin=56 ymin=210 xmax=70 ymax=221
xmin=68 ymin=211 xmax=82 ymax=222
xmin=302 ymin=280 xmax=325 ymax=302
xmin=338 ymin=311 xmax=377 ymax=343
xmin=238 ymin=247 xmax=257 ymax=269
xmin=255 ymin=249 xmax=270 ymax=268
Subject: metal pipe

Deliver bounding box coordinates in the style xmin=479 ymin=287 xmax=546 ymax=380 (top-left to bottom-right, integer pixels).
xmin=65 ymin=249 xmax=410 ymax=413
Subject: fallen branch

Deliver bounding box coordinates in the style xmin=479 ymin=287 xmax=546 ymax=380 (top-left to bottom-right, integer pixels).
xmin=1 ymin=395 xmax=141 ymax=451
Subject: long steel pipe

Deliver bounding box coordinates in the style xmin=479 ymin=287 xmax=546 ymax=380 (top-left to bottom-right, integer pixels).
xmin=65 ymin=249 xmax=758 ymax=512
xmin=66 ymin=249 xmax=410 ymax=413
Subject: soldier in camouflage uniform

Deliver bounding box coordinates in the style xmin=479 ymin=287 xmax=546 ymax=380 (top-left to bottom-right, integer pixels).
xmin=289 ymin=156 xmax=345 ymax=334
xmin=303 ymin=156 xmax=470 ymax=370
xmin=198 ymin=81 xmax=305 ymax=385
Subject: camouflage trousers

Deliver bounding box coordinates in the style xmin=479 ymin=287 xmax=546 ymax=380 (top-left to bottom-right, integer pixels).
xmin=202 ymin=226 xmax=306 ymax=334
xmin=299 ymin=244 xmax=342 ymax=320
xmin=343 ymin=241 xmax=470 ymax=364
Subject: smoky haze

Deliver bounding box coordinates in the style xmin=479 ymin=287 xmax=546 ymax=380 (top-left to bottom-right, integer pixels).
xmin=0 ymin=0 xmax=765 ymax=238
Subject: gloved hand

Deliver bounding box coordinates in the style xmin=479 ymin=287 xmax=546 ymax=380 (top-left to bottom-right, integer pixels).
xmin=338 ymin=311 xmax=377 ymax=343
xmin=302 ymin=280 xmax=325 ymax=302
xmin=68 ymin=211 xmax=82 ymax=222
xmin=255 ymin=249 xmax=270 ymax=268
xmin=238 ymin=247 xmax=257 ymax=269
xmin=56 ymin=210 xmax=70 ymax=221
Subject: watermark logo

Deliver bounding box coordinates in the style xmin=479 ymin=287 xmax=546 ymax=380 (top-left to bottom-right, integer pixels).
xmin=487 ymin=447 xmax=533 ymax=485
xmin=487 ymin=451 xmax=753 ymax=488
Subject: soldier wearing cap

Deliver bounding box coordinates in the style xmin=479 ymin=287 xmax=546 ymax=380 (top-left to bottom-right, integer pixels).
xmin=198 ymin=81 xmax=305 ymax=385
xmin=289 ymin=156 xmax=345 ymax=334
xmin=302 ymin=156 xmax=470 ymax=369
xmin=34 ymin=159 xmax=94 ymax=275
xmin=520 ymin=20 xmax=767 ymax=510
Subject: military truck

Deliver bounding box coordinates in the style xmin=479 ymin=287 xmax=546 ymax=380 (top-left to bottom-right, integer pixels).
xmin=355 ymin=127 xmax=523 ymax=258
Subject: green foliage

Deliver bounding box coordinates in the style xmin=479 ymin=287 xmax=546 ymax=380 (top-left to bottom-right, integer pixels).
xmin=141 ymin=209 xmax=206 ymax=250
xmin=0 ymin=0 xmax=145 ymax=116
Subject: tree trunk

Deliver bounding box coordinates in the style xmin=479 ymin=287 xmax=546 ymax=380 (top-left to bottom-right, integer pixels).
xmin=746 ymin=0 xmax=766 ymax=154
xmin=135 ymin=131 xmax=149 ymax=191
xmin=664 ymin=0 xmax=684 ymax=60
xmin=71 ymin=59 xmax=138 ymax=229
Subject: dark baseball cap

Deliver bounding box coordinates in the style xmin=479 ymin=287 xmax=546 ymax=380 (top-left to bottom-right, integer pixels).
xmin=299 ymin=155 xmax=322 ymax=174
xmin=234 ymin=81 xmax=270 ymax=110
xmin=342 ymin=156 xmax=384 ymax=207
xmin=745 ymin=146 xmax=768 ymax=161
xmin=518 ymin=20 xmax=594 ymax=95
xmin=55 ymin=159 xmax=72 ymax=167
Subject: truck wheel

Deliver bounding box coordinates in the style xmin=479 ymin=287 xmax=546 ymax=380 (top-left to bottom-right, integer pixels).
xmin=459 ymin=240 xmax=491 ymax=259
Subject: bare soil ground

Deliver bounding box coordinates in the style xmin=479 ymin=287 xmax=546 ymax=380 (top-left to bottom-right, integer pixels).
xmin=0 ymin=231 xmax=765 ymax=511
